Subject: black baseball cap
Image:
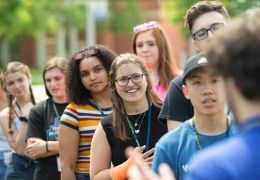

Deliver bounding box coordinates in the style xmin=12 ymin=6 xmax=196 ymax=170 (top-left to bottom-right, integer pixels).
xmin=182 ymin=53 xmax=209 ymax=84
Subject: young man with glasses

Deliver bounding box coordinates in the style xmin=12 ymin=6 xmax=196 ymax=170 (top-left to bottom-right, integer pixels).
xmin=159 ymin=0 xmax=230 ymax=131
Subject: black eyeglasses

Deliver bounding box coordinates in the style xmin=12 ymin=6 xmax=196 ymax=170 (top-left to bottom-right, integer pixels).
xmin=72 ymin=47 xmax=98 ymax=61
xmin=116 ymin=73 xmax=144 ymax=87
xmin=193 ymin=23 xmax=225 ymax=41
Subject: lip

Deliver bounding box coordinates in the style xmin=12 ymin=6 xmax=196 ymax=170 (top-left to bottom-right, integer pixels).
xmin=202 ymin=98 xmax=216 ymax=107
xmin=125 ymin=88 xmax=139 ymax=94
xmin=90 ymin=82 xmax=101 ymax=87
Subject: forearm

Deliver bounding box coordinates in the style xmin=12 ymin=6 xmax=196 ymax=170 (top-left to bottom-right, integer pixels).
xmin=13 ymin=123 xmax=28 ymax=154
xmin=36 ymin=141 xmax=59 ymax=158
xmin=61 ymin=165 xmax=76 ymax=180
xmin=91 ymin=169 xmax=112 ymax=180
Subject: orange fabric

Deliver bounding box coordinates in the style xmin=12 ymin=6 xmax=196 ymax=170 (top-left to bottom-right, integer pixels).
xmin=111 ymin=147 xmax=143 ymax=180
xmin=111 ymin=158 xmax=132 ymax=180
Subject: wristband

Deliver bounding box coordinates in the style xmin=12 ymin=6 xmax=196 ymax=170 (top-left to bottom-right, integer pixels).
xmin=19 ymin=116 xmax=28 ymax=123
xmin=46 ymin=141 xmax=49 ymax=152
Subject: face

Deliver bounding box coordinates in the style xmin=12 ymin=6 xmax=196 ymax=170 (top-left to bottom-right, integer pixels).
xmin=5 ymin=71 xmax=31 ymax=98
xmin=183 ymin=67 xmax=226 ymax=116
xmin=135 ymin=30 xmax=160 ymax=70
xmin=191 ymin=11 xmax=228 ymax=52
xmin=115 ymin=63 xmax=147 ymax=104
xmin=44 ymin=68 xmax=66 ymax=101
xmin=79 ymin=57 xmax=108 ymax=95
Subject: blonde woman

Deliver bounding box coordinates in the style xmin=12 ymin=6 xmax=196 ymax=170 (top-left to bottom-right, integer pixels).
xmin=0 ymin=62 xmax=36 ymax=180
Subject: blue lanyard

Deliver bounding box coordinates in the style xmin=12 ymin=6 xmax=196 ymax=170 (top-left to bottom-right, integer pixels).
xmin=125 ymin=106 xmax=152 ymax=151
xmin=52 ymin=99 xmax=61 ymax=118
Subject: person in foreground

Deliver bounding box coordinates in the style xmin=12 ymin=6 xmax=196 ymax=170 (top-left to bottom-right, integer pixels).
xmin=90 ymin=53 xmax=167 ymax=180
xmin=126 ymin=11 xmax=260 ymax=180
xmin=152 ymin=53 xmax=236 ymax=180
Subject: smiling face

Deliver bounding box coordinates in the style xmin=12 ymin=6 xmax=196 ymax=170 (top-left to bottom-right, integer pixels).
xmin=115 ymin=63 xmax=148 ymax=105
xmin=5 ymin=71 xmax=32 ymax=99
xmin=192 ymin=11 xmax=228 ymax=52
xmin=79 ymin=56 xmax=109 ymax=96
xmin=183 ymin=67 xmax=226 ymax=116
xmin=135 ymin=30 xmax=160 ymax=70
xmin=44 ymin=67 xmax=66 ymax=102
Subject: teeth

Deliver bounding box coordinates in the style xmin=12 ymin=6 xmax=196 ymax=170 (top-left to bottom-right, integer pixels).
xmin=127 ymin=89 xmax=137 ymax=93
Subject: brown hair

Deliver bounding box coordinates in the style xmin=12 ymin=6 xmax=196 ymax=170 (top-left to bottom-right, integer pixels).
xmin=206 ymin=12 xmax=260 ymax=100
xmin=43 ymin=57 xmax=67 ymax=97
xmin=184 ymin=0 xmax=230 ymax=33
xmin=109 ymin=53 xmax=162 ymax=141
xmin=3 ymin=61 xmax=35 ymax=132
xmin=132 ymin=23 xmax=179 ymax=89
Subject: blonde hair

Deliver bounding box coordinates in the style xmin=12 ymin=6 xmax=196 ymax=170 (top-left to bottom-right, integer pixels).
xmin=3 ymin=61 xmax=35 ymax=132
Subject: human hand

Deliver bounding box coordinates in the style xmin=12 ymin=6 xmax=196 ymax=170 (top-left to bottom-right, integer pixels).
xmin=126 ymin=147 xmax=175 ymax=180
xmin=27 ymin=138 xmax=47 ymax=159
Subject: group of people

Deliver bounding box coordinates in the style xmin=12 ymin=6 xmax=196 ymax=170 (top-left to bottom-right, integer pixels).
xmin=0 ymin=1 xmax=259 ymax=180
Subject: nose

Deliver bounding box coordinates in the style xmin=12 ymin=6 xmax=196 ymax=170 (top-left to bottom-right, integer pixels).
xmin=89 ymin=72 xmax=96 ymax=80
xmin=207 ymin=30 xmax=214 ymax=39
xmin=202 ymin=83 xmax=214 ymax=95
xmin=127 ymin=78 xmax=135 ymax=87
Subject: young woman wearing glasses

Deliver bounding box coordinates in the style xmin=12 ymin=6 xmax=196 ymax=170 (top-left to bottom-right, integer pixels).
xmin=132 ymin=21 xmax=180 ymax=101
xmin=26 ymin=57 xmax=68 ymax=180
xmin=58 ymin=45 xmax=117 ymax=180
xmin=0 ymin=62 xmax=36 ymax=180
xmin=90 ymin=53 xmax=167 ymax=180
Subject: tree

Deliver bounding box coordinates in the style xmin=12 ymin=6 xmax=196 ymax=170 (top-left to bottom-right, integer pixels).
xmin=0 ymin=0 xmax=86 ymax=67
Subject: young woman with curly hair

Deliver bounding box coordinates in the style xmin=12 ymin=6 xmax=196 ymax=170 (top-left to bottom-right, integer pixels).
xmin=59 ymin=45 xmax=117 ymax=180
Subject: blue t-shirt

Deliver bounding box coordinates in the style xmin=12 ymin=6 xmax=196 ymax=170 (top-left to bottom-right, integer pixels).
xmin=186 ymin=115 xmax=260 ymax=180
xmin=152 ymin=119 xmax=237 ymax=180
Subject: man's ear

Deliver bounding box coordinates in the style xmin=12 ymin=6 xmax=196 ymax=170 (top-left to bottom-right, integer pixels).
xmin=182 ymin=85 xmax=190 ymax=99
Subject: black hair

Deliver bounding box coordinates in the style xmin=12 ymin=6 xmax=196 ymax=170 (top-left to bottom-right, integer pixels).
xmin=66 ymin=45 xmax=117 ymax=105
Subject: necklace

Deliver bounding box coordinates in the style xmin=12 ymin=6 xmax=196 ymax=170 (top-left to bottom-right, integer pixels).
xmin=128 ymin=112 xmax=145 ymax=127
xmin=133 ymin=111 xmax=147 ymax=134
xmin=191 ymin=118 xmax=230 ymax=150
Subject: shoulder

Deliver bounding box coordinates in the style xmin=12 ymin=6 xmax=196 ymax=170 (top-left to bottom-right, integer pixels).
xmin=0 ymin=107 xmax=9 ymax=120
xmin=170 ymin=75 xmax=183 ymax=88
xmin=156 ymin=121 xmax=191 ymax=148
xmin=101 ymin=113 xmax=113 ymax=126
xmin=188 ymin=136 xmax=242 ymax=175
xmin=31 ymin=99 xmax=50 ymax=112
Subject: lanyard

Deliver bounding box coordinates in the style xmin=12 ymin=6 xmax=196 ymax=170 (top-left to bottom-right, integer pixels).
xmin=88 ymin=98 xmax=105 ymax=116
xmin=52 ymin=99 xmax=61 ymax=118
xmin=125 ymin=105 xmax=152 ymax=151
xmin=239 ymin=115 xmax=260 ymax=132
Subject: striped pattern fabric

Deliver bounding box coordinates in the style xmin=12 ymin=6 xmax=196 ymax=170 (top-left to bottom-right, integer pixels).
xmin=60 ymin=103 xmax=112 ymax=174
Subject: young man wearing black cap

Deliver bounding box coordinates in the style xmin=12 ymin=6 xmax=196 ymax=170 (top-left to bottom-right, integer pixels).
xmin=160 ymin=0 xmax=230 ymax=131
xmin=152 ymin=53 xmax=236 ymax=180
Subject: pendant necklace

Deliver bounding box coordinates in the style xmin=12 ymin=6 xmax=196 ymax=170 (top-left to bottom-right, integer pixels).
xmin=133 ymin=111 xmax=147 ymax=134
